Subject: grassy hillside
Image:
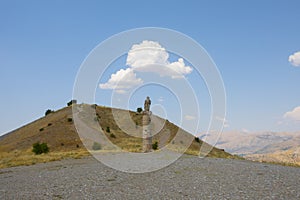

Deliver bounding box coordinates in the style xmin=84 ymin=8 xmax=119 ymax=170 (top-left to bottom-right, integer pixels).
xmin=0 ymin=104 xmax=237 ymax=168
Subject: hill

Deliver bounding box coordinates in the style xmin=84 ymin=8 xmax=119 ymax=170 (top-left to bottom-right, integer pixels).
xmin=200 ymin=131 xmax=300 ymax=166
xmin=0 ymin=104 xmax=235 ymax=168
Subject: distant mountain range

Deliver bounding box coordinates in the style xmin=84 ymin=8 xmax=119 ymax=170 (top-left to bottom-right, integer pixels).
xmin=200 ymin=131 xmax=300 ymax=166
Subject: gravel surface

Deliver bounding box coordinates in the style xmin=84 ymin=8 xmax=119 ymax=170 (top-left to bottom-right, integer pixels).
xmin=0 ymin=155 xmax=300 ymax=199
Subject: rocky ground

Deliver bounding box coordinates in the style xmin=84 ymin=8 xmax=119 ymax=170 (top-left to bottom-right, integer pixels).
xmin=0 ymin=155 xmax=299 ymax=199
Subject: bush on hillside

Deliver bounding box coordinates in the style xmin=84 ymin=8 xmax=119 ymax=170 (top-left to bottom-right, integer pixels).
xmin=67 ymin=100 xmax=77 ymax=106
xmin=45 ymin=109 xmax=53 ymax=116
xmin=136 ymin=107 xmax=143 ymax=113
xmin=194 ymin=137 xmax=200 ymax=143
xmin=92 ymin=142 xmax=101 ymax=150
xmin=152 ymin=141 xmax=158 ymax=150
xmin=32 ymin=142 xmax=49 ymax=155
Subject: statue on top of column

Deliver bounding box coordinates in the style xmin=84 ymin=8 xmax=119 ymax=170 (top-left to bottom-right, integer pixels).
xmin=144 ymin=96 xmax=151 ymax=112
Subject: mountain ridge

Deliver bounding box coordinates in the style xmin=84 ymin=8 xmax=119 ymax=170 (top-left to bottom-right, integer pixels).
xmin=201 ymin=130 xmax=300 ymax=166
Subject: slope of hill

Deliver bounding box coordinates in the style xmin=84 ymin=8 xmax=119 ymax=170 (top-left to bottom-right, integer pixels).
xmin=0 ymin=104 xmax=235 ymax=168
xmin=200 ymin=131 xmax=300 ymax=166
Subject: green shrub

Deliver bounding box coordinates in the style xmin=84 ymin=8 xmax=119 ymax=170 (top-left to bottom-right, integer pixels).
xmin=39 ymin=128 xmax=44 ymax=131
xmin=45 ymin=109 xmax=53 ymax=116
xmin=67 ymin=100 xmax=77 ymax=106
xmin=110 ymin=133 xmax=116 ymax=138
xmin=92 ymin=142 xmax=101 ymax=150
xmin=67 ymin=118 xmax=73 ymax=122
xmin=106 ymin=127 xmax=110 ymax=133
xmin=32 ymin=142 xmax=49 ymax=155
xmin=152 ymin=141 xmax=158 ymax=150
xmin=194 ymin=137 xmax=200 ymax=143
xmin=136 ymin=107 xmax=143 ymax=113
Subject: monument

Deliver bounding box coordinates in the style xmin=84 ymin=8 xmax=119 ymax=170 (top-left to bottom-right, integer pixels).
xmin=142 ymin=96 xmax=152 ymax=152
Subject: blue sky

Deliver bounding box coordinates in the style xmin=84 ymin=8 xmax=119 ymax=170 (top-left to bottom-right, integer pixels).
xmin=1 ymin=0 xmax=300 ymax=136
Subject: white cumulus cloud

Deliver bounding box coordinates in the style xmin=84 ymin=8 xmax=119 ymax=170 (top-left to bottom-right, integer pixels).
xmin=184 ymin=115 xmax=196 ymax=121
xmin=284 ymin=106 xmax=300 ymax=121
xmin=100 ymin=40 xmax=193 ymax=93
xmin=99 ymin=68 xmax=143 ymax=94
xmin=127 ymin=40 xmax=169 ymax=67
xmin=288 ymin=51 xmax=300 ymax=67
xmin=126 ymin=40 xmax=192 ymax=78
xmin=167 ymin=58 xmax=193 ymax=78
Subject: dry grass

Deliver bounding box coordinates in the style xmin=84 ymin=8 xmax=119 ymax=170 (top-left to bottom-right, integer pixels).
xmin=245 ymin=148 xmax=300 ymax=168
xmin=0 ymin=149 xmax=90 ymax=169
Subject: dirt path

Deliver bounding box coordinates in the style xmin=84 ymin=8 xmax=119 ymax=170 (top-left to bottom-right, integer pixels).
xmin=0 ymin=155 xmax=299 ymax=199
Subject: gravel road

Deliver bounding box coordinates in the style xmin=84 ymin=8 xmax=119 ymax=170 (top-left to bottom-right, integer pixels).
xmin=0 ymin=155 xmax=299 ymax=199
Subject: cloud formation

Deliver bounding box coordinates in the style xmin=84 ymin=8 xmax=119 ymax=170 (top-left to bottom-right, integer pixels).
xmin=184 ymin=115 xmax=196 ymax=121
xmin=288 ymin=51 xmax=300 ymax=67
xmin=99 ymin=68 xmax=143 ymax=94
xmin=99 ymin=40 xmax=193 ymax=93
xmin=216 ymin=116 xmax=229 ymax=128
xmin=127 ymin=40 xmax=169 ymax=68
xmin=242 ymin=128 xmax=250 ymax=133
xmin=127 ymin=40 xmax=192 ymax=78
xmin=284 ymin=106 xmax=300 ymax=121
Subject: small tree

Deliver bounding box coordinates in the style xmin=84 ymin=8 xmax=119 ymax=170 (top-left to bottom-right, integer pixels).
xmin=137 ymin=107 xmax=143 ymax=113
xmin=67 ymin=99 xmax=77 ymax=106
xmin=92 ymin=142 xmax=101 ymax=150
xmin=45 ymin=109 xmax=53 ymax=116
xmin=194 ymin=137 xmax=200 ymax=143
xmin=32 ymin=142 xmax=49 ymax=155
xmin=106 ymin=127 xmax=110 ymax=133
xmin=152 ymin=141 xmax=158 ymax=150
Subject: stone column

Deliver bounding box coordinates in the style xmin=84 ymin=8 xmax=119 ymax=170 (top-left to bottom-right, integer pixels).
xmin=142 ymin=97 xmax=152 ymax=152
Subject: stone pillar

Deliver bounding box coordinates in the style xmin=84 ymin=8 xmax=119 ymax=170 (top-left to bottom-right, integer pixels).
xmin=142 ymin=97 xmax=152 ymax=152
xmin=142 ymin=112 xmax=152 ymax=152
